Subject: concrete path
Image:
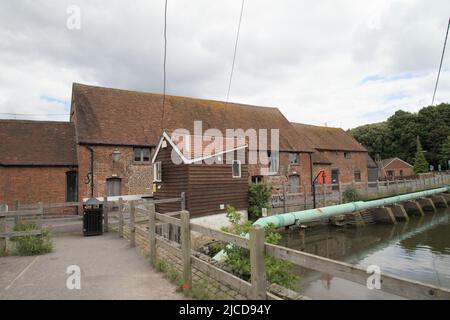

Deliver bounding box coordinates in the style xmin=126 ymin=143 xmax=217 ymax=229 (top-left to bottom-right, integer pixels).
xmin=0 ymin=233 xmax=187 ymax=300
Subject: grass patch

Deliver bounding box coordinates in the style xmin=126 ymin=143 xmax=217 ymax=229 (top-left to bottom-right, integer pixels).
xmin=10 ymin=222 xmax=53 ymax=256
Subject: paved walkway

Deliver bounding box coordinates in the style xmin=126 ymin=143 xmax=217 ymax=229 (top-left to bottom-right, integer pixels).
xmin=0 ymin=233 xmax=186 ymax=300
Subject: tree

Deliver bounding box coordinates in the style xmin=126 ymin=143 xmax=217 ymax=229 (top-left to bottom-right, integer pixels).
xmin=413 ymin=137 xmax=429 ymax=174
xmin=440 ymin=136 xmax=450 ymax=169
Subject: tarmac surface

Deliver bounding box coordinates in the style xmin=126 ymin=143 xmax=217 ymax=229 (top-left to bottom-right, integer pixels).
xmin=0 ymin=232 xmax=187 ymax=300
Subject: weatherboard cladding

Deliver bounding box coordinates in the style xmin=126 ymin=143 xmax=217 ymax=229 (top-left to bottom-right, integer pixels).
xmin=154 ymin=141 xmax=248 ymax=217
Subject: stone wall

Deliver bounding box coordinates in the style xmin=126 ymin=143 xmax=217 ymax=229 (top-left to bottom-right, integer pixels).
xmin=119 ymin=222 xmax=247 ymax=300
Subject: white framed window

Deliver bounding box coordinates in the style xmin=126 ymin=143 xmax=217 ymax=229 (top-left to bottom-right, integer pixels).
xmin=134 ymin=147 xmax=151 ymax=162
xmin=153 ymin=161 xmax=162 ymax=182
xmin=268 ymin=151 xmax=279 ymax=174
xmin=232 ymin=160 xmax=241 ymax=178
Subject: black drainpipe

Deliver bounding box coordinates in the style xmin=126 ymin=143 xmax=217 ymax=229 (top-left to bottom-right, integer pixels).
xmin=87 ymin=146 xmax=95 ymax=198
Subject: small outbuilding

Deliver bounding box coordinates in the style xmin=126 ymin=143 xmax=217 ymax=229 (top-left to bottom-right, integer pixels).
xmin=151 ymin=131 xmax=249 ymax=225
xmin=378 ymin=157 xmax=414 ymax=180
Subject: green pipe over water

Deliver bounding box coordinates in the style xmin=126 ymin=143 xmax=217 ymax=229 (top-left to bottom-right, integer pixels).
xmin=213 ymin=185 xmax=450 ymax=262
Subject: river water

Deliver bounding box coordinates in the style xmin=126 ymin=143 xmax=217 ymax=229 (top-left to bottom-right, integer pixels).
xmin=281 ymin=208 xmax=450 ymax=299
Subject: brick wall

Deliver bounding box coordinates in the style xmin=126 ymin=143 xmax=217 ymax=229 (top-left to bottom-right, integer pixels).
xmin=0 ymin=166 xmax=77 ymax=208
xmin=248 ymin=152 xmax=313 ymax=193
xmin=316 ymin=151 xmax=368 ymax=184
xmin=77 ymin=145 xmax=153 ymax=200
xmin=382 ymin=159 xmax=414 ymax=178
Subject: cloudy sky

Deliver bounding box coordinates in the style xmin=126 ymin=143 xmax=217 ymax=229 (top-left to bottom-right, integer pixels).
xmin=0 ymin=0 xmax=449 ymax=129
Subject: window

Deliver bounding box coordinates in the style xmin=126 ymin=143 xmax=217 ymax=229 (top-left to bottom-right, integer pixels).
xmin=134 ymin=147 xmax=151 ymax=162
xmin=153 ymin=161 xmax=162 ymax=182
xmin=251 ymin=176 xmax=263 ymax=184
xmin=354 ymin=170 xmax=361 ymax=182
xmin=400 ymin=170 xmax=404 ymax=177
xmin=387 ymin=170 xmax=395 ymax=177
xmin=289 ymin=175 xmax=300 ymax=193
xmin=232 ymin=160 xmax=241 ymax=178
xmin=106 ymin=178 xmax=121 ymax=197
xmin=344 ymin=152 xmax=351 ymax=159
xmin=268 ymin=151 xmax=279 ymax=174
xmin=66 ymin=171 xmax=78 ymax=202
xmin=289 ymin=153 xmax=299 ymax=165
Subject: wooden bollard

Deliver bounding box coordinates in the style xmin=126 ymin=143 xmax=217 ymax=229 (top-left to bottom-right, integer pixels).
xmin=180 ymin=210 xmax=192 ymax=294
xmin=249 ymin=225 xmax=266 ymax=300
xmin=118 ymin=197 xmax=124 ymax=237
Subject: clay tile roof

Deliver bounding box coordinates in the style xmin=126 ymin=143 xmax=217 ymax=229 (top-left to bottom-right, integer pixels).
xmin=291 ymin=122 xmax=367 ymax=152
xmin=379 ymin=157 xmax=413 ymax=168
xmin=0 ymin=120 xmax=77 ymax=166
xmin=71 ymin=83 xmax=314 ymax=153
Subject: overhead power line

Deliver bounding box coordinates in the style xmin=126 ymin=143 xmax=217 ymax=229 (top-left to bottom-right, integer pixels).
xmin=431 ymin=18 xmax=450 ymax=106
xmin=161 ymin=0 xmax=168 ymax=129
xmin=225 ymin=0 xmax=245 ymax=104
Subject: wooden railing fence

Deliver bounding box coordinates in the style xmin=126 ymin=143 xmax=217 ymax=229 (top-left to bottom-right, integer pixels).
xmin=110 ymin=195 xmax=450 ymax=300
xmin=0 ymin=203 xmax=44 ymax=252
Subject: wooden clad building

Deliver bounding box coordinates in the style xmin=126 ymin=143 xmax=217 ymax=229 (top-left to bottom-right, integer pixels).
xmin=152 ymin=132 xmax=248 ymax=217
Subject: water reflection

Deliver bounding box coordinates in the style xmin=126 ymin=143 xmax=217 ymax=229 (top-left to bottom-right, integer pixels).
xmin=283 ymin=209 xmax=450 ymax=299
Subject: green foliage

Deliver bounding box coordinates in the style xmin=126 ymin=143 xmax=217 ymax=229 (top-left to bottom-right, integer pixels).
xmin=154 ymin=257 xmax=183 ymax=287
xmin=342 ymin=188 xmax=361 ymax=203
xmin=11 ymin=222 xmax=53 ymax=256
xmin=414 ymin=138 xmax=429 ymax=174
xmin=440 ymin=136 xmax=450 ymax=167
xmin=349 ymin=103 xmax=450 ymax=169
xmin=248 ymin=183 xmax=271 ymax=221
xmin=220 ymin=206 xmax=299 ymax=290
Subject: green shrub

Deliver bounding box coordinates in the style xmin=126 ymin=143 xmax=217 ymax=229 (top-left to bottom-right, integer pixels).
xmin=11 ymin=221 xmax=53 ymax=256
xmin=248 ymin=183 xmax=271 ymax=220
xmin=220 ymin=206 xmax=299 ymax=290
xmin=342 ymin=188 xmax=360 ymax=203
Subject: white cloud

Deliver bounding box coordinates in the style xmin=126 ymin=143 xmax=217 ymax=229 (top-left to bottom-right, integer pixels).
xmin=0 ymin=0 xmax=449 ymax=128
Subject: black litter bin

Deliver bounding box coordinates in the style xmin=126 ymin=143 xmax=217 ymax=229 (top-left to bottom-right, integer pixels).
xmin=83 ymin=198 xmax=103 ymax=236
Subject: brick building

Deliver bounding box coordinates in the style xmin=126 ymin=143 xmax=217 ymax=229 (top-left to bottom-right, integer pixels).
xmin=1 ymin=83 xmax=372 ymax=217
xmin=70 ymin=83 xmax=315 ymax=201
xmin=291 ymin=123 xmax=370 ymax=186
xmin=378 ymin=157 xmax=414 ymax=180
xmin=0 ymin=120 xmax=78 ymax=210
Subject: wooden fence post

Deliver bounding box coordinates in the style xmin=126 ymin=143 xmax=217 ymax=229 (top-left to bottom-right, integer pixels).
xmin=181 ymin=192 xmax=186 ymax=211
xmin=180 ymin=210 xmax=192 ymax=294
xmin=282 ymin=182 xmax=288 ymax=213
xmin=0 ymin=204 xmax=7 ymax=253
xmin=148 ymin=203 xmax=156 ymax=267
xmin=249 ymin=224 xmax=266 ymax=300
xmin=103 ymin=196 xmax=108 ymax=232
xmin=303 ymin=184 xmax=307 ymax=209
xmin=118 ymin=197 xmax=124 ymax=238
xmin=130 ymin=201 xmax=136 ymax=247
xmin=14 ymin=200 xmax=19 ymax=225
xmin=37 ymin=202 xmax=43 ymax=230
